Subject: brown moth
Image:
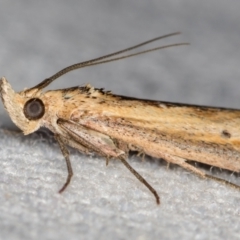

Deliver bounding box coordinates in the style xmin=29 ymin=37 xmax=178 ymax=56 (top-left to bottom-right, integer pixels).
xmin=1 ymin=32 xmax=239 ymax=204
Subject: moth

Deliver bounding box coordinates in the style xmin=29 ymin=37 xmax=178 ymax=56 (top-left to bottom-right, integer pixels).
xmin=1 ymin=32 xmax=240 ymax=205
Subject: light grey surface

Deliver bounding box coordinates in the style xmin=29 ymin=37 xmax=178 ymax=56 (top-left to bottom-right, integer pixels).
xmin=0 ymin=1 xmax=240 ymax=240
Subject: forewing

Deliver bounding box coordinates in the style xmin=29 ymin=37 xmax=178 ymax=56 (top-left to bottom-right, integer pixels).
xmin=69 ymin=96 xmax=240 ymax=171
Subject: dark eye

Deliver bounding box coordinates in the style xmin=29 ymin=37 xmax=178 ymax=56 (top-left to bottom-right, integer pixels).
xmin=23 ymin=98 xmax=45 ymax=120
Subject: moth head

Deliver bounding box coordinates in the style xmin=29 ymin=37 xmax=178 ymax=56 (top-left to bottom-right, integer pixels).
xmin=0 ymin=77 xmax=45 ymax=135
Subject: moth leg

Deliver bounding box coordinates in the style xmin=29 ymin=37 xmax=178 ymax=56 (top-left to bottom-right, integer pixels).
xmin=105 ymin=156 xmax=110 ymax=166
xmin=55 ymin=134 xmax=73 ymax=193
xmin=128 ymin=144 xmax=146 ymax=161
xmin=204 ymin=174 xmax=240 ymax=189
xmin=116 ymin=141 xmax=146 ymax=161
xmin=136 ymin=151 xmax=146 ymax=162
xmin=119 ymin=156 xmax=160 ymax=204
xmin=166 ymin=162 xmax=171 ymax=170
xmin=59 ymin=133 xmax=90 ymax=155
xmin=113 ymin=139 xmax=130 ymax=157
xmin=57 ymin=118 xmax=160 ymax=204
xmin=57 ymin=118 xmax=125 ymax=159
xmin=162 ymin=153 xmax=240 ymax=189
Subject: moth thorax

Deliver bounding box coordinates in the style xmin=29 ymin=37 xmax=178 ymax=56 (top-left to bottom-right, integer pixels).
xmin=23 ymin=98 xmax=45 ymax=120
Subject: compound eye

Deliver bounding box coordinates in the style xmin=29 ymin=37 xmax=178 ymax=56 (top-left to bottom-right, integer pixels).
xmin=23 ymin=98 xmax=45 ymax=120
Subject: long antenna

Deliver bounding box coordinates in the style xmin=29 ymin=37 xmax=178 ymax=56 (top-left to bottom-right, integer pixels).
xmin=26 ymin=32 xmax=188 ymax=92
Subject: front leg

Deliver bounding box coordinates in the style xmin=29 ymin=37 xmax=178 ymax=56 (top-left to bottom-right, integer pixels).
xmin=56 ymin=118 xmax=160 ymax=204
xmin=55 ymin=134 xmax=73 ymax=193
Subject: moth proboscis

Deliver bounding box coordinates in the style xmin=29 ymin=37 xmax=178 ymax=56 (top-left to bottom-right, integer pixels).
xmin=1 ymin=32 xmax=240 ymax=205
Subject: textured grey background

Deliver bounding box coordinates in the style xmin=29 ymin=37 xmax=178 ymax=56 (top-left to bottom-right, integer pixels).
xmin=0 ymin=1 xmax=240 ymax=240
